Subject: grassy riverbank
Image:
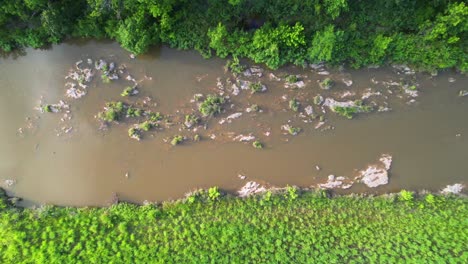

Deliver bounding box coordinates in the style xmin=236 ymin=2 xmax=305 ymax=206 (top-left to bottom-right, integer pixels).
xmin=0 ymin=188 xmax=466 ymax=263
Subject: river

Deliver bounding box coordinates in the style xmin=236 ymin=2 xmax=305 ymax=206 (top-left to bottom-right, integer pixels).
xmin=0 ymin=40 xmax=466 ymax=206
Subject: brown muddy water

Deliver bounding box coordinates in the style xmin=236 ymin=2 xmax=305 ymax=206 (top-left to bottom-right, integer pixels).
xmin=0 ymin=40 xmax=467 ymax=206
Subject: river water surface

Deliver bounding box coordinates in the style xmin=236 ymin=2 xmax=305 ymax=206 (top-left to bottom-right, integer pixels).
xmin=0 ymin=41 xmax=467 ymax=206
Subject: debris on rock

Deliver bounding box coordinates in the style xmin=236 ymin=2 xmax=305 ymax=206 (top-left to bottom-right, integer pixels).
xmin=269 ymin=73 xmax=281 ymax=81
xmin=441 ymin=183 xmax=464 ymax=194
xmin=3 ymin=179 xmax=16 ymax=187
xmin=458 ymin=90 xmax=468 ymax=97
xmin=238 ymin=181 xmax=267 ymax=197
xmin=304 ymin=105 xmax=314 ymax=116
xmin=318 ymin=175 xmax=353 ymax=189
xmin=233 ymin=134 xmax=256 ymax=142
xmin=342 ymin=78 xmax=353 ymax=87
xmin=356 ymin=154 xmax=392 ymax=188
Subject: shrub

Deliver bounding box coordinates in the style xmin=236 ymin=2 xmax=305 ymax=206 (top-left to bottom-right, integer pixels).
xmin=208 ymin=187 xmax=220 ymax=201
xmin=249 ymin=82 xmax=264 ymax=94
xmin=199 ymin=95 xmax=225 ymax=117
xmin=285 ymin=75 xmax=298 ymax=84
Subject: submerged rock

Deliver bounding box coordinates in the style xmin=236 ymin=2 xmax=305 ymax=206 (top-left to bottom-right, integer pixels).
xmin=318 ymin=175 xmax=353 ymax=189
xmin=458 ymin=90 xmax=468 ymax=97
xmin=441 ymin=184 xmax=464 ymax=194
xmin=268 ymin=73 xmax=281 ymax=81
xmin=357 ymin=154 xmax=392 ymax=188
xmin=284 ymin=80 xmax=305 ymax=89
xmin=3 ymin=179 xmax=16 ymax=187
xmin=66 ymin=87 xmax=86 ymax=99
xmin=238 ymin=181 xmax=267 ymax=197
xmin=304 ymin=105 xmax=314 ymax=116
xmin=322 ymin=98 xmax=356 ymax=109
xmin=243 ymin=67 xmax=263 ymax=78
xmin=233 ymin=134 xmax=255 ymax=142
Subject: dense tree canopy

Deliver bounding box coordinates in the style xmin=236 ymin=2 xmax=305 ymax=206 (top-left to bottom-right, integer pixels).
xmin=0 ymin=0 xmax=466 ymax=70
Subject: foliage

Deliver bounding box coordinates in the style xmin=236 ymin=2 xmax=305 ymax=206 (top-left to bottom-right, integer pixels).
xmin=121 ymin=86 xmax=136 ymax=97
xmin=289 ymin=98 xmax=300 ymax=112
xmin=320 ymin=78 xmax=334 ymax=89
xmin=147 ymin=112 xmax=163 ymax=122
xmin=128 ymin=127 xmax=141 ymax=140
xmin=0 ymin=190 xmax=466 ymax=263
xmin=207 ymin=187 xmax=221 ymax=201
xmin=138 ymin=121 xmax=153 ymax=132
xmin=333 ymin=101 xmax=372 ymax=119
xmin=224 ymin=56 xmax=245 ymax=74
xmin=171 ymin=135 xmax=184 ymax=146
xmin=184 ymin=114 xmax=199 ymax=127
xmin=0 ymin=1 xmax=465 ymax=71
xmin=249 ymin=82 xmax=264 ymax=94
xmin=399 ymin=190 xmax=414 ymax=202
xmin=285 ymin=75 xmax=298 ymax=84
xmin=252 ymin=140 xmax=263 ymax=149
xmin=287 ymin=126 xmax=301 ymax=135
xmin=199 ymin=95 xmax=225 ymax=117
xmin=98 ymin=102 xmax=125 ymax=122
xmin=42 ymin=104 xmax=52 ymax=113
xmin=127 ymin=107 xmax=143 ymax=118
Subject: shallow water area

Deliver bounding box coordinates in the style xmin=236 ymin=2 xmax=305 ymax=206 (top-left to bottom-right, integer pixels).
xmin=0 ymin=40 xmax=467 ymax=206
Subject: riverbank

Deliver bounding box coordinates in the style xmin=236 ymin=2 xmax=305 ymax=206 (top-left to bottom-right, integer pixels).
xmin=1 ymin=1 xmax=466 ymax=71
xmin=0 ymin=188 xmax=466 ymax=263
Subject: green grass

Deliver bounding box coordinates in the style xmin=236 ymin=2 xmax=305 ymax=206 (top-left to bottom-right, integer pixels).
xmin=0 ymin=189 xmax=466 ymax=263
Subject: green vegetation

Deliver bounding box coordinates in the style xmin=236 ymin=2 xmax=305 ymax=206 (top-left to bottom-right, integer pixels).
xmin=126 ymin=107 xmax=143 ymax=118
xmin=138 ymin=121 xmax=153 ymax=132
xmin=288 ymin=126 xmax=301 ymax=135
xmin=98 ymin=102 xmax=125 ymax=122
xmin=285 ymin=75 xmax=298 ymax=84
xmin=171 ymin=135 xmax=184 ymax=146
xmin=333 ymin=106 xmax=359 ymax=119
xmin=128 ymin=127 xmax=141 ymax=140
xmin=224 ymin=56 xmax=245 ymax=74
xmin=193 ymin=134 xmax=201 ymax=141
xmin=42 ymin=104 xmax=52 ymax=113
xmin=147 ymin=112 xmax=163 ymax=122
xmin=320 ymin=78 xmax=333 ymax=90
xmin=252 ymin=140 xmax=263 ymax=149
xmin=249 ymin=82 xmax=264 ymax=94
xmin=184 ymin=114 xmax=200 ymax=127
xmin=0 ymin=189 xmax=466 ymax=263
xmin=313 ymin=95 xmax=323 ymax=105
xmin=289 ymin=98 xmax=300 ymax=112
xmin=101 ymin=74 xmax=110 ymax=84
xmin=121 ymin=86 xmax=136 ymax=97
xmin=199 ymin=95 xmax=225 ymax=117
xmin=0 ymin=1 xmax=465 ymax=71
xmin=249 ymin=104 xmax=259 ymax=112
xmin=333 ymin=101 xmax=373 ymax=119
